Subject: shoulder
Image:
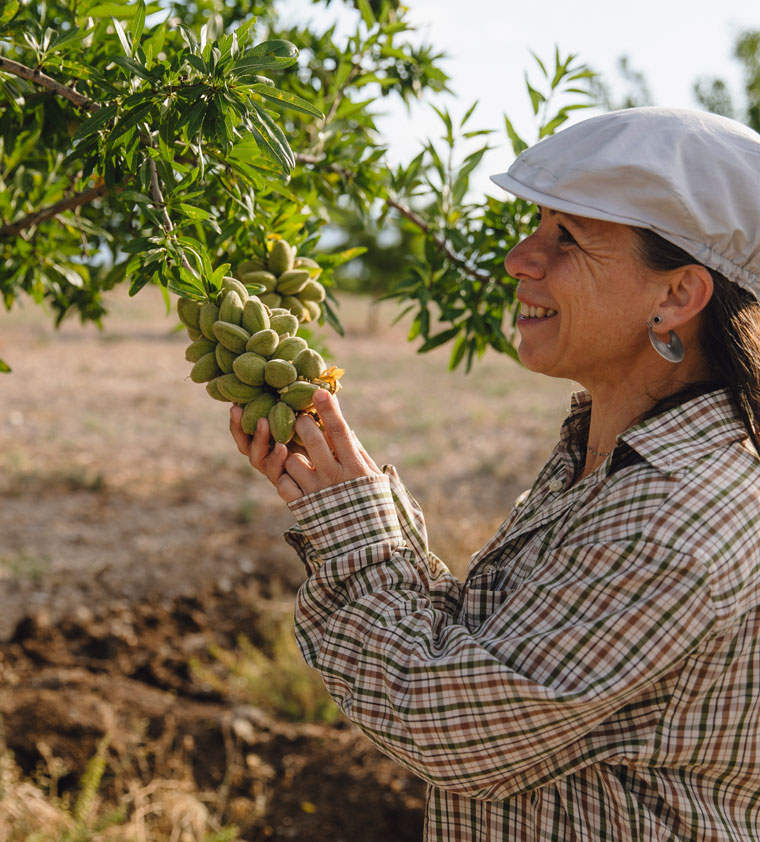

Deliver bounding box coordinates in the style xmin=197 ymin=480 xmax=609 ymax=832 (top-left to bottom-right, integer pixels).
xmin=591 ymin=437 xmax=760 ymax=629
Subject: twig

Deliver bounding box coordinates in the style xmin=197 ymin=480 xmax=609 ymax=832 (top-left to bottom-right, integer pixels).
xmin=0 ymin=56 xmax=97 ymax=111
xmin=148 ymin=157 xmax=195 ymax=274
xmin=0 ymin=182 xmax=108 ymax=238
xmin=385 ymin=196 xmax=493 ymax=283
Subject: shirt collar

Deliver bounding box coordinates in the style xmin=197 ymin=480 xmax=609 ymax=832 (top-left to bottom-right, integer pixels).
xmin=560 ymin=387 xmax=749 ymax=476
xmin=620 ymin=388 xmax=749 ymax=473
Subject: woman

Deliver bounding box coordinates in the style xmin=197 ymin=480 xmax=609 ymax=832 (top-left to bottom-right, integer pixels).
xmin=230 ymin=107 xmax=760 ymax=841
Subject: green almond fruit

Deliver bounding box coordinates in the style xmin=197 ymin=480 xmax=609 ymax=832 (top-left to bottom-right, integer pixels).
xmin=212 ymin=321 xmax=251 ymax=354
xmin=206 ymin=377 xmax=229 ymax=402
xmin=233 ymin=352 xmax=267 ymax=386
xmin=269 ymin=312 xmax=300 ymax=336
xmin=293 ymin=348 xmax=326 ymax=380
xmin=215 ymin=342 xmax=238 ymax=374
xmin=221 ymin=276 xmax=249 ymax=302
xmin=216 ymin=374 xmax=264 ymax=404
xmin=185 ymin=337 xmax=217 ymax=363
xmin=199 ymin=301 xmax=220 ymax=341
xmin=268 ymin=401 xmax=296 ymax=444
xmin=301 ymin=300 xmax=321 ymax=322
xmin=276 ymin=269 xmax=311 ymax=295
xmin=236 ymin=258 xmax=268 ymax=276
xmin=242 ymin=298 xmax=271 ymax=334
xmin=299 ymin=279 xmax=326 ymax=302
xmin=280 ymin=381 xmax=319 ymax=411
xmin=241 ymin=270 xmax=278 ymax=293
xmin=177 ymin=297 xmax=202 ymax=330
xmin=268 ymin=239 xmax=295 ymax=275
xmin=246 ymin=328 xmax=280 ymax=357
xmin=293 ymin=256 xmax=321 ymax=275
xmin=264 ymin=359 xmax=297 ymax=389
xmin=273 ymin=336 xmax=308 ymax=362
xmin=259 ymin=292 xmax=282 ymax=309
xmin=241 ymin=392 xmax=278 ymax=435
xmin=281 ymin=295 xmax=309 ymax=321
xmin=190 ymin=351 xmax=222 ymax=383
xmin=219 ymin=290 xmax=245 ymax=326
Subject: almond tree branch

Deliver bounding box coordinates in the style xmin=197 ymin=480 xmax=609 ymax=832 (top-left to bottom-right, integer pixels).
xmin=148 ymin=157 xmax=195 ymax=275
xmin=0 ymin=182 xmax=108 ymax=239
xmin=384 ymin=196 xmax=493 ymax=284
xmin=0 ymin=56 xmax=97 ymax=111
xmin=295 ymin=151 xmax=493 ymax=284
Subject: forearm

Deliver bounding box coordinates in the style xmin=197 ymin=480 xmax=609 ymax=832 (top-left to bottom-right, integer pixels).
xmin=293 ymin=536 xmax=717 ymax=799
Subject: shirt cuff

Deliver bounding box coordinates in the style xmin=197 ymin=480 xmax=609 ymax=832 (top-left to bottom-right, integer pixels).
xmin=286 ymin=474 xmax=405 ymax=562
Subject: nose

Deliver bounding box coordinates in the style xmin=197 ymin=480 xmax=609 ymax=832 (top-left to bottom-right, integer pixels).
xmin=504 ymin=233 xmax=545 ymax=281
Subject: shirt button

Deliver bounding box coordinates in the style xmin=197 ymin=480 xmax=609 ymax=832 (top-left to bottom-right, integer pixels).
xmin=484 ymin=564 xmax=497 ymax=574
xmin=548 ymin=478 xmax=564 ymax=492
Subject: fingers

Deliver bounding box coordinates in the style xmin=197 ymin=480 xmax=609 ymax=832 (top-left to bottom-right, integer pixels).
xmin=229 ymin=405 xmax=251 ymax=455
xmin=309 ymin=391 xmax=366 ymax=473
xmin=284 ymin=451 xmax=318 ymax=495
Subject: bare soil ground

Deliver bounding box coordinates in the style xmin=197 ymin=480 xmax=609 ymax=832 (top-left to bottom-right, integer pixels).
xmin=0 ymin=288 xmax=574 ymax=839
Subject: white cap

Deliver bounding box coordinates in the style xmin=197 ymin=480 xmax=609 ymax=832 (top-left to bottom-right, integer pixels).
xmin=490 ymin=107 xmax=760 ymax=300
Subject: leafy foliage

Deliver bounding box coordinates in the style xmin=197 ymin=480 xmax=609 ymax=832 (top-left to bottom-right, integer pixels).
xmin=694 ymin=30 xmax=760 ymax=131
xmin=0 ymin=0 xmax=595 ymax=374
xmin=382 ymin=51 xmax=597 ymax=370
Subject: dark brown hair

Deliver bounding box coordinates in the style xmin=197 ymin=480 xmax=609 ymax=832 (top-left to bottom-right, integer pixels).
xmin=633 ymin=227 xmax=760 ymax=453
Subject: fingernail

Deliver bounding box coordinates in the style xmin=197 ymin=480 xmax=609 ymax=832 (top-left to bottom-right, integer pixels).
xmin=314 ymin=389 xmax=330 ymax=404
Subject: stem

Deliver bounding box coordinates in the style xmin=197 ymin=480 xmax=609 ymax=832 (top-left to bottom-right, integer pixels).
xmin=0 ymin=56 xmax=97 ymax=112
xmin=0 ymin=182 xmax=107 ymax=239
xmin=148 ymin=157 xmax=195 ymax=275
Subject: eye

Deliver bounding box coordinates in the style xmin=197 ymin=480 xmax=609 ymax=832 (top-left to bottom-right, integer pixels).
xmin=557 ymin=224 xmax=576 ymax=245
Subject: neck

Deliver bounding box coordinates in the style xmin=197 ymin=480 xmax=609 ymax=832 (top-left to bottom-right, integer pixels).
xmin=579 ymin=349 xmax=712 ymax=481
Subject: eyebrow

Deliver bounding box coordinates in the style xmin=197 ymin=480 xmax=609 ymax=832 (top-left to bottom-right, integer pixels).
xmin=544 ymin=208 xmax=588 ymax=229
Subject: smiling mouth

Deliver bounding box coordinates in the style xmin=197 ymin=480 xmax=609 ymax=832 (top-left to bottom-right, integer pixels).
xmin=520 ymin=303 xmax=558 ymax=319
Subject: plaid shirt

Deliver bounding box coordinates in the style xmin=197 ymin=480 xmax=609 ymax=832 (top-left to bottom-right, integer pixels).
xmin=286 ymin=389 xmax=760 ymax=841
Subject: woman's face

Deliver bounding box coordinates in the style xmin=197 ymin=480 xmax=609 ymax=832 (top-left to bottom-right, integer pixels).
xmin=504 ymin=209 xmax=661 ymax=387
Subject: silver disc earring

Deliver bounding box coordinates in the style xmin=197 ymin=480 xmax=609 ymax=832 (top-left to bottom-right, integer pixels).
xmin=647 ymin=316 xmax=685 ymax=363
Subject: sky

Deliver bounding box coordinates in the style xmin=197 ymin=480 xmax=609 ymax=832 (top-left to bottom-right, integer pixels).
xmin=278 ymin=0 xmax=760 ymax=198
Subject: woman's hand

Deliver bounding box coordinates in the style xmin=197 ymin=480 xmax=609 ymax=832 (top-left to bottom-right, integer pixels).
xmin=229 ymin=389 xmax=381 ymax=503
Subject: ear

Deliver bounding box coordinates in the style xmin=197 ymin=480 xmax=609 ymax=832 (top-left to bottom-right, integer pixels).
xmin=653 ymin=264 xmax=714 ymax=331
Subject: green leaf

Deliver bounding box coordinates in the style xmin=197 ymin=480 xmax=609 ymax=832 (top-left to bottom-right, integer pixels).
xmin=525 ymin=76 xmax=545 ymax=115
xmin=120 ymin=237 xmax=155 ymax=253
xmin=88 ymin=3 xmax=140 ymax=17
xmin=119 ymin=190 xmax=152 ymax=205
xmin=72 ymin=103 xmax=117 ymax=140
xmin=131 ymin=0 xmax=146 ymax=49
xmin=0 ymin=1 xmax=19 ymax=25
xmin=418 ymin=326 xmax=460 ymax=353
xmin=107 ymin=102 xmax=152 ymax=146
xmin=448 ymin=332 xmax=467 ymax=370
xmin=357 ymin=0 xmax=376 ymax=27
xmin=0 ymin=357 xmax=11 ymax=373
xmin=176 ymin=203 xmax=211 ymax=220
xmin=250 ymin=39 xmax=298 ymax=60
xmin=247 ymin=84 xmax=324 ymax=119
xmin=538 ymin=113 xmax=570 ymax=138
xmin=504 ymin=115 xmax=528 ymax=156
xmin=232 ymin=40 xmax=299 ymax=75
xmin=112 ymin=16 xmax=131 ymax=56
xmin=48 ymin=26 xmax=90 ymax=52
xmin=111 ymin=55 xmax=153 ymax=81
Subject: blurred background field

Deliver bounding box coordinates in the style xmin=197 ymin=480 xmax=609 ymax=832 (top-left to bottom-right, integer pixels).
xmin=0 ymin=289 xmax=574 ymax=840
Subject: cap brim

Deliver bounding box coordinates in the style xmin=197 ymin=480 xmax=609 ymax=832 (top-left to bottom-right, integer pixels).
xmin=489 ymin=171 xmax=653 ymax=229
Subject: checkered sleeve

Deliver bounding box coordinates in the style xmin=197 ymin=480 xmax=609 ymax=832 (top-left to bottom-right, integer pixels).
xmin=284 ymin=467 xmax=462 ymax=611
xmin=293 ymin=535 xmax=717 ymax=800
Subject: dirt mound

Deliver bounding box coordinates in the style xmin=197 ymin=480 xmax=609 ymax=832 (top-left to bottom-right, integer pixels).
xmin=0 ymin=580 xmax=425 ymax=840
